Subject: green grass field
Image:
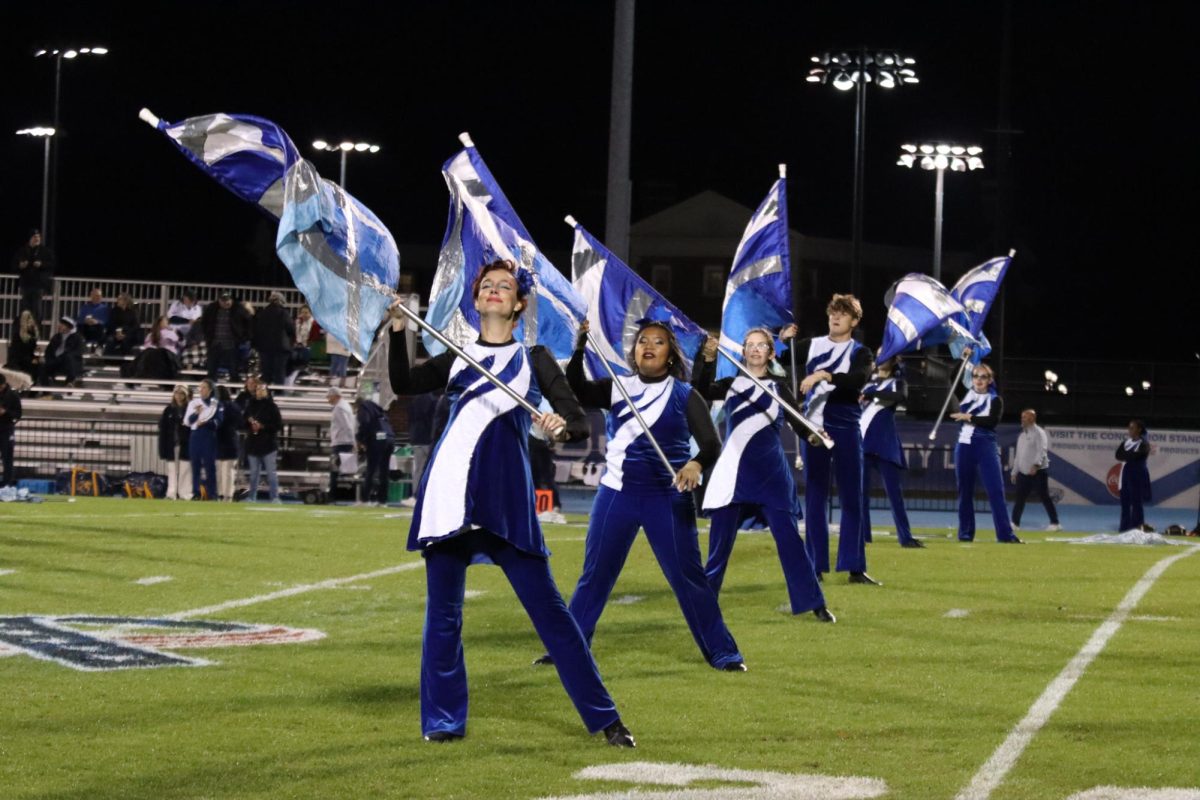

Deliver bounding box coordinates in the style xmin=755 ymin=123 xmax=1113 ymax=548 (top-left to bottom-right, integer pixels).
xmin=1 ymin=498 xmax=1197 ymax=800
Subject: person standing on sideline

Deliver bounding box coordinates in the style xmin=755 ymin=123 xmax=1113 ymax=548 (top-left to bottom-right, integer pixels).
xmin=788 ymin=294 xmax=879 ymax=584
xmin=1010 ymin=409 xmax=1061 ymax=532
xmin=244 ymin=382 xmax=282 ymax=502
xmin=355 ymin=394 xmax=395 ymax=505
xmin=0 ymin=372 xmax=22 ymax=487
xmin=12 ymin=230 xmax=54 ymax=322
xmin=403 ymin=390 xmax=440 ymax=507
xmin=215 ymin=385 xmax=243 ymax=501
xmin=538 ymin=318 xmax=746 ymax=671
xmin=860 ymin=356 xmax=924 ymax=548
xmin=326 ymin=386 xmax=356 ymax=499
xmin=950 ymin=363 xmax=1021 ymax=543
xmin=1116 ymin=418 xmax=1153 ymax=532
xmin=186 ymin=379 xmax=222 ymax=500
xmin=159 ymin=385 xmax=192 ymax=500
xmin=692 ymin=326 xmax=834 ymax=622
xmin=388 ymin=258 xmax=634 ymax=747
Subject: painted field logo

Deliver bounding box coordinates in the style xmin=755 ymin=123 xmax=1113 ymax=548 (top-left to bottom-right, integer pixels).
xmin=0 ymin=615 xmax=324 ymax=671
xmin=1106 ymin=463 xmax=1123 ymax=499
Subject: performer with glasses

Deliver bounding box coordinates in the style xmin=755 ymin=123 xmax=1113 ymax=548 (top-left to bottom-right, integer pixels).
xmin=950 ymin=362 xmax=1021 ymax=543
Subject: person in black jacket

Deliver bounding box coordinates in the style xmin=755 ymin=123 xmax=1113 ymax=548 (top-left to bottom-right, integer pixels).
xmin=355 ymin=396 xmax=394 ymax=505
xmin=5 ymin=311 xmax=40 ymax=377
xmin=244 ymin=382 xmax=282 ymax=502
xmin=38 ymin=317 xmax=84 ymax=387
xmin=215 ymin=385 xmax=243 ymax=501
xmin=104 ymin=293 xmax=141 ymax=356
xmin=12 ymin=230 xmax=54 ymax=321
xmin=158 ymin=385 xmax=192 ymax=500
xmin=0 ymin=372 xmax=22 ymax=486
xmin=201 ymin=292 xmax=251 ymax=380
xmin=251 ymin=292 xmax=295 ymax=386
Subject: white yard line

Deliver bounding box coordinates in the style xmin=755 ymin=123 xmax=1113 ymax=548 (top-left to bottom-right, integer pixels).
xmin=165 ymin=561 xmax=424 ymax=620
xmin=955 ymin=545 xmax=1200 ymax=800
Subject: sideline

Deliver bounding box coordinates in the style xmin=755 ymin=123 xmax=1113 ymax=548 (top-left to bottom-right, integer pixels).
xmin=955 ymin=545 xmax=1200 ymax=800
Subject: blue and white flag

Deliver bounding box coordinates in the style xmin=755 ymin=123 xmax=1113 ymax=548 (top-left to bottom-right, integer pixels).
xmin=878 ymin=273 xmax=980 ymax=364
xmin=717 ymin=168 xmax=794 ymax=379
xmin=141 ymin=109 xmax=399 ymax=361
xmin=568 ymin=218 xmax=707 ymax=378
xmin=950 ymin=254 xmax=1012 ymax=338
xmin=424 ymin=134 xmax=584 ymax=359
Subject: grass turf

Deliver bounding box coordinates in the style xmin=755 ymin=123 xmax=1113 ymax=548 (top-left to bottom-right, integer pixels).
xmin=1 ymin=498 xmax=1197 ymax=799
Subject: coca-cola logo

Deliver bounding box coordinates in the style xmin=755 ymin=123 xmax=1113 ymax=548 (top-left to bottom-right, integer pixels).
xmin=1105 ymin=463 xmax=1122 ymax=499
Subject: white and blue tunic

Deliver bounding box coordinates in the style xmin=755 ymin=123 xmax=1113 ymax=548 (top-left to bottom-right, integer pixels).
xmin=861 ymin=375 xmax=907 ymax=468
xmin=957 ymin=388 xmax=1002 ymax=444
xmin=798 ymin=336 xmax=872 ymax=430
xmin=389 ymin=336 xmax=589 ymax=557
xmin=600 ymin=374 xmax=696 ymax=493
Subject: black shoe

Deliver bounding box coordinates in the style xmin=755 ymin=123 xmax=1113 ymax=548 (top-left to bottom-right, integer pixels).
xmin=848 ymin=572 xmax=882 ymax=586
xmin=719 ymin=661 xmax=747 ymax=672
xmin=423 ymin=731 xmax=463 ymax=743
xmin=900 ymin=539 xmax=926 ymax=548
xmin=603 ymin=720 xmax=636 ymax=748
xmin=531 ymin=653 xmax=554 ymax=666
xmin=816 ymin=572 xmax=824 ymax=583
xmin=812 ymin=606 xmax=836 ymax=623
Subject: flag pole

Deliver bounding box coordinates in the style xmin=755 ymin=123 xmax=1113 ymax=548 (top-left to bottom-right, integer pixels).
xmin=779 ymin=163 xmax=805 ymax=469
xmin=928 ymin=354 xmax=971 ymax=441
xmin=586 ymin=333 xmax=680 ymax=484
xmin=716 ymin=345 xmax=834 ymax=449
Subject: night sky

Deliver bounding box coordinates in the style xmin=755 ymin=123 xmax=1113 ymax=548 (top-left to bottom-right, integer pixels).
xmin=1 ymin=1 xmax=1194 ymax=362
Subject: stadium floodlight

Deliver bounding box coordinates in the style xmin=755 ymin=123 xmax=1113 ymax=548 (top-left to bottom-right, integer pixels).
xmin=1058 ymin=384 xmax=1069 ymax=395
xmin=807 ymin=47 xmax=918 ymax=295
xmin=1125 ymin=386 xmax=1135 ymax=396
xmin=311 ymin=138 xmax=381 ymax=189
xmin=1141 ymin=380 xmax=1151 ymax=391
xmin=31 ymin=44 xmax=108 ymax=247
xmin=16 ymin=126 xmax=56 ymax=237
xmin=897 ymin=142 xmax=984 ymax=280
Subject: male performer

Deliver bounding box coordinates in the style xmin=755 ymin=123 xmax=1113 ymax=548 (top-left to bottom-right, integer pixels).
xmin=788 ymin=294 xmax=879 ymax=584
xmin=1010 ymin=409 xmax=1061 ymax=531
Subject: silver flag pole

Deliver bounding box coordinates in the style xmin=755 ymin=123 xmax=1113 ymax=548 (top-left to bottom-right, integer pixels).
xmin=928 ymin=354 xmax=971 ymax=441
xmin=715 ymin=345 xmax=834 ymax=449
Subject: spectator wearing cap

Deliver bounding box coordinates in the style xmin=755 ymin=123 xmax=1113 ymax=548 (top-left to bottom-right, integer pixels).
xmin=166 ymin=290 xmax=201 ymax=340
xmin=251 ymin=291 xmax=295 ymax=387
xmin=327 ymin=386 xmax=356 ymax=499
xmin=201 ymin=291 xmax=251 ymax=380
xmin=38 ymin=317 xmax=84 ymax=387
xmin=76 ymin=287 xmax=110 ymax=348
xmin=12 ymin=229 xmax=54 ymax=322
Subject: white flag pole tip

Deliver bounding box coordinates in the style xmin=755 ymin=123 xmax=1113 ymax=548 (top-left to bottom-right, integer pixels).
xmin=1008 ymin=248 xmax=1017 ymax=257
xmin=458 ymin=132 xmax=474 ymax=147
xmin=778 ymin=163 xmax=787 ymax=178
xmin=563 ymin=214 xmax=578 ymax=228
xmin=138 ymin=108 xmax=160 ymax=128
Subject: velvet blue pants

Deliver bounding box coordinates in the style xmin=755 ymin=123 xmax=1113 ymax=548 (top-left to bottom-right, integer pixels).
xmin=955 ymin=439 xmax=1017 ymax=542
xmin=803 ymin=426 xmax=866 ymax=573
xmin=862 ymin=455 xmax=916 ymax=545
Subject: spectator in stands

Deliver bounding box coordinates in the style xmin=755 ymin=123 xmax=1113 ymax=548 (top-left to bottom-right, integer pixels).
xmin=1116 ymin=418 xmax=1153 ymax=533
xmin=215 ymin=385 xmax=243 ymax=502
xmin=104 ymin=292 xmax=140 ymax=356
xmin=327 ymin=386 xmax=356 ymax=499
xmin=251 ymin=291 xmax=295 ymax=386
xmin=166 ymin=290 xmax=201 ymax=340
xmin=327 ymin=330 xmax=350 ymax=388
xmin=5 ymin=310 xmax=40 ymax=378
xmin=38 ymin=316 xmax=84 ymax=387
xmin=287 ymin=304 xmax=319 ymax=385
xmin=0 ymin=371 xmax=21 ymax=487
xmin=355 ymin=394 xmax=394 ymax=505
xmin=179 ymin=321 xmax=207 ymax=370
xmin=158 ymin=385 xmax=192 ymax=500
xmin=201 ymin=291 xmax=250 ymax=381
xmin=186 ymin=378 xmax=223 ymax=500
xmin=12 ymin=229 xmax=54 ymax=322
xmin=144 ymin=315 xmax=179 ymax=352
xmin=76 ymin=287 xmax=110 ymax=349
xmin=244 ymin=381 xmax=282 ymax=502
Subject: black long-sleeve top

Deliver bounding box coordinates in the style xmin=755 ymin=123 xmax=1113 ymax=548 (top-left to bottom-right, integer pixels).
xmin=565 ymin=347 xmax=721 ymax=471
xmin=1115 ymin=437 xmax=1150 ymax=462
xmin=784 ymin=337 xmax=874 ymax=405
xmin=243 ymin=396 xmax=282 ymax=457
xmin=690 ymin=354 xmax=812 ymax=441
xmin=0 ymin=386 xmax=22 ymax=430
xmin=388 ymin=329 xmax=589 ymax=443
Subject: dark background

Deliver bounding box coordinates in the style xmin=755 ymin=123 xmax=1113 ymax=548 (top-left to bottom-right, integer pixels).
xmin=1 ymin=0 xmax=1194 ymax=361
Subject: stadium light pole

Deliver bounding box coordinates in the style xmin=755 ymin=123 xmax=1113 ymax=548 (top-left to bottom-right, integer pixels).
xmin=311 ymin=140 xmax=381 ymax=191
xmin=808 ymin=48 xmax=918 ymax=295
xmin=897 ymin=142 xmax=983 ymax=281
xmin=16 ymin=127 xmax=56 ymax=237
xmin=33 ymin=46 xmax=108 ymax=247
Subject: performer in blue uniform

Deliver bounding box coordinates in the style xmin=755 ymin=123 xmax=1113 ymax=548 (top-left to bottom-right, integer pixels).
xmin=787 ymin=294 xmax=879 ymax=584
xmin=950 ymin=362 xmax=1020 ymax=543
xmin=860 ymin=356 xmax=923 ymax=548
xmin=692 ymin=327 xmax=834 ymax=622
xmin=538 ymin=319 xmax=746 ymax=671
xmin=185 ymin=379 xmax=222 ymax=500
xmin=1115 ymin=419 xmax=1152 ymax=532
xmin=388 ymin=259 xmax=634 ymax=748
